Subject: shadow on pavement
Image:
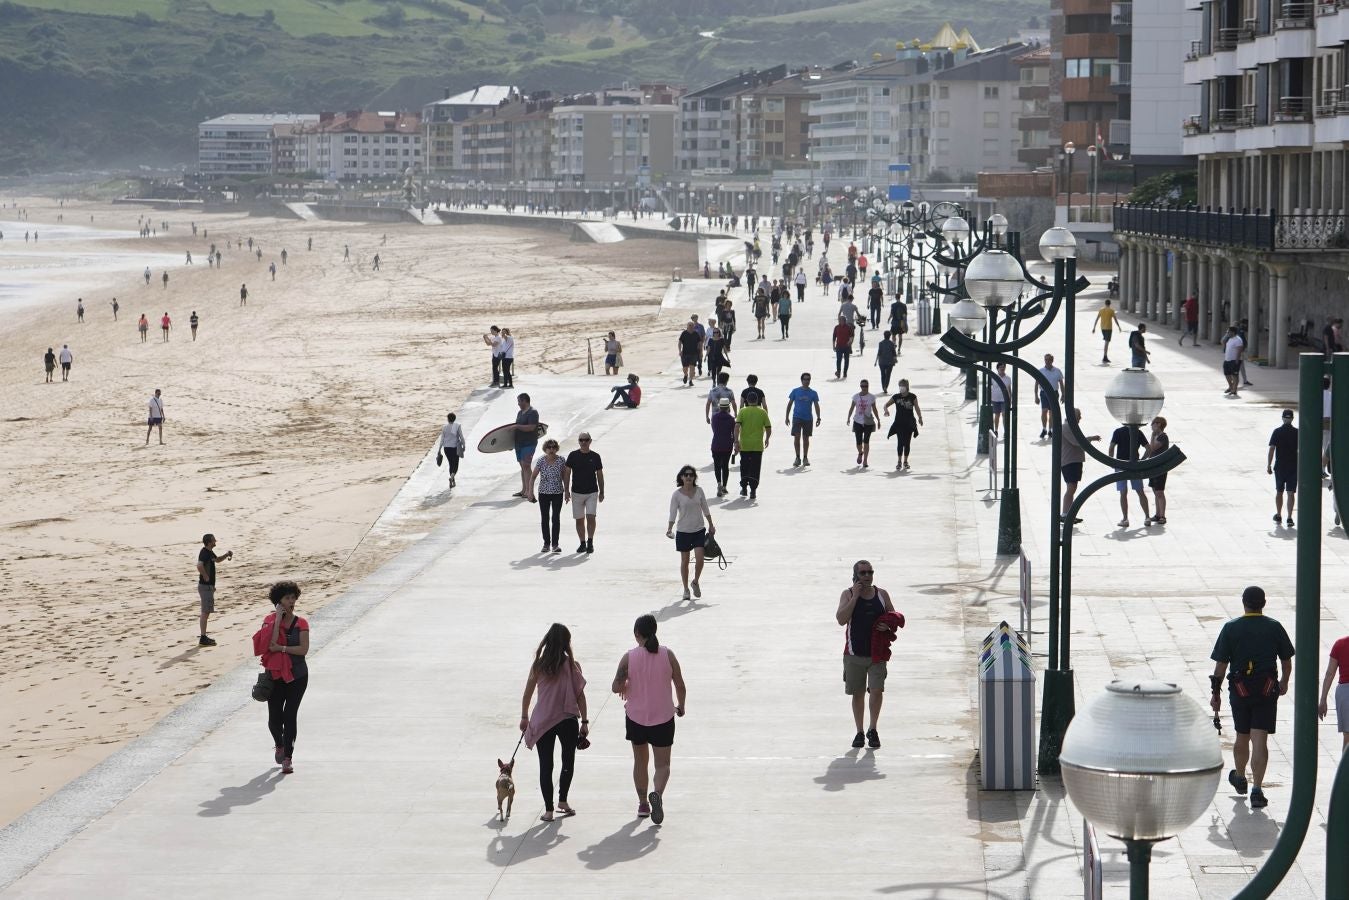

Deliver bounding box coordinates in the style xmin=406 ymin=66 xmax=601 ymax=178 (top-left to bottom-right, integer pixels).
xmin=653 ymin=597 xmax=715 ymax=622
xmin=197 ymin=770 xmax=283 ymax=817
xmin=813 ymin=748 xmax=886 ymax=792
xmin=488 ymin=821 xmax=571 ymax=867
xmin=575 ymin=820 xmax=660 ymax=869
xmin=510 ymin=554 xmax=590 ymax=570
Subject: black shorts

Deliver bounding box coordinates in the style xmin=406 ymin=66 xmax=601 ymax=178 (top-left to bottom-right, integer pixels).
xmin=626 ymin=715 xmax=675 ymax=747
xmin=1273 ymin=469 xmax=1296 ymax=493
xmin=1230 ymin=693 xmax=1278 ymax=734
xmin=674 ymin=528 xmax=706 ymax=552
xmin=1148 ymin=474 xmax=1168 ymax=490
xmin=1062 ymin=462 xmax=1083 ymax=485
xmin=1223 ymin=360 xmax=1240 ymax=376
xmin=852 ymin=421 xmax=875 ymax=444
xmin=680 ymin=354 xmax=698 ymax=367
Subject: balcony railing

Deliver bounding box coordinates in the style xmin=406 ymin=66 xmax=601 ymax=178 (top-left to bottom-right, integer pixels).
xmin=1115 ymin=204 xmax=1349 ymax=250
xmin=1215 ymin=27 xmax=1240 ymax=50
xmin=1109 ymin=62 xmax=1132 ymax=87
xmin=1276 ymin=1 xmax=1315 ymax=26
xmin=1317 ymin=87 xmax=1341 ymax=117
xmin=1276 ymin=95 xmax=1312 ymax=121
xmin=1239 ymin=17 xmax=1258 ymax=39
xmin=1187 ymin=40 xmax=1202 ymax=60
xmin=1111 ymin=1 xmax=1132 ymax=25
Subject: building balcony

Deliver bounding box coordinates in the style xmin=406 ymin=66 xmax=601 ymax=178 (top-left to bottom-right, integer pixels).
xmin=1108 ymin=118 xmax=1131 ymax=145
xmin=1115 ymin=204 xmax=1347 ymax=250
xmin=1062 ymin=76 xmax=1116 ymax=103
xmin=1063 ymin=0 xmax=1112 ymax=15
xmin=1317 ymin=3 xmax=1349 ymax=46
xmin=1109 ymin=62 xmax=1131 ymax=91
xmin=1111 ymin=1 xmax=1132 ymax=29
xmin=1276 ymin=1 xmax=1315 ymax=28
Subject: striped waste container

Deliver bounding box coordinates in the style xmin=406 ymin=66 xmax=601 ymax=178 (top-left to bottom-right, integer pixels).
xmin=978 ymin=621 xmax=1037 ymax=791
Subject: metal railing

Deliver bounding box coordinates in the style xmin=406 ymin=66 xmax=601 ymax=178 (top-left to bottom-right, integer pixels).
xmin=1109 ymin=62 xmax=1132 ymax=87
xmin=1111 ymin=1 xmax=1132 ymax=25
xmin=1216 ymin=26 xmax=1240 ymax=49
xmin=1277 ymin=95 xmax=1313 ymax=121
xmin=1115 ymin=203 xmax=1349 ymax=250
xmin=1318 ymin=87 xmax=1342 ymax=117
xmin=1277 ymin=1 xmax=1315 ymax=25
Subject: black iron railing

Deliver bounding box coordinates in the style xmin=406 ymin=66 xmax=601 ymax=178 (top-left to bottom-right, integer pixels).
xmin=1114 ymin=204 xmax=1349 ymax=250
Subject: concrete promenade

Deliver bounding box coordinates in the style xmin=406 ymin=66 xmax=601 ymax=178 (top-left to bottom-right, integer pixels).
xmin=1 ymin=224 xmax=1346 ymax=898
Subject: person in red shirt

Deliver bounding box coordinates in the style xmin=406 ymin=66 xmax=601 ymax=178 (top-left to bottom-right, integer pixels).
xmin=160 ymin=312 xmax=172 ymax=342
xmin=607 ymin=373 xmax=641 ymax=409
xmin=1180 ymin=295 xmax=1199 ymax=346
xmin=833 ymin=315 xmax=855 ymax=379
xmin=1318 ymin=633 xmax=1349 ymax=753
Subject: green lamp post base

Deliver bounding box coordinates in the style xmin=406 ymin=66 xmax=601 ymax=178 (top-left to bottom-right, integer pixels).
xmin=997 ymin=487 xmax=1021 ymax=555
xmin=1037 ymin=667 xmax=1075 ymax=775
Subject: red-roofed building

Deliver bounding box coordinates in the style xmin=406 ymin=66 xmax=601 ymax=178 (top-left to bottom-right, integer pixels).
xmin=295 ymin=110 xmax=423 ymax=181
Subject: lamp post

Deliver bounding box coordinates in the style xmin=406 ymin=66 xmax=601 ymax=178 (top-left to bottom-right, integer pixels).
xmin=1086 ymin=144 xmax=1098 ymax=221
xmin=1063 ymin=141 xmax=1076 ymax=225
xmin=936 ymin=227 xmax=1187 ymax=773
xmin=1061 ymin=680 xmax=1221 ymax=900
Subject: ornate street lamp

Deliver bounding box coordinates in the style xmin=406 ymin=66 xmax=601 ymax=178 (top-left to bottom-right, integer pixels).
xmin=936 ymin=228 xmax=1187 ymax=775
xmin=1064 ymin=141 xmax=1076 ymax=225
xmin=1061 ymin=680 xmax=1220 ymax=900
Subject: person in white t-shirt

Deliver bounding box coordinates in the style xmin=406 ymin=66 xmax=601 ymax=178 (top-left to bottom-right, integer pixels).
xmin=440 ymin=412 xmax=466 ymax=489
xmin=146 ymin=389 xmax=165 ymax=445
xmin=1222 ymin=326 xmax=1244 ymax=397
xmin=990 ymin=361 xmax=1010 ymax=435
xmin=1037 ymin=354 xmax=1065 ymax=439
xmin=483 ymin=326 xmax=504 ymax=387
xmin=846 ymin=379 xmax=882 ymax=469
xmin=58 ymin=345 xmax=73 ymax=382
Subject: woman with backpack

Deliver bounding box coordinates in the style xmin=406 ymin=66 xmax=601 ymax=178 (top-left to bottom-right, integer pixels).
xmin=521 ymin=623 xmax=589 ymax=821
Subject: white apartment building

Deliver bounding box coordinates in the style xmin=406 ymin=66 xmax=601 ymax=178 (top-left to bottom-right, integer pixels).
xmin=197 ymin=113 xmax=318 ymax=177
xmin=1130 ymin=0 xmax=1200 ymax=170
xmin=677 ymin=66 xmax=788 ymax=173
xmin=1114 ymin=0 xmax=1349 ymax=368
xmin=550 ymin=103 xmax=677 ymax=182
xmin=294 ymin=111 xmax=422 ymax=180
xmin=929 ymin=43 xmax=1031 ymax=179
xmin=809 ymin=61 xmax=903 ymax=184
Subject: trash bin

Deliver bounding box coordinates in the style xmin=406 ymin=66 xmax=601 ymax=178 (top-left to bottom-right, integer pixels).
xmin=915 ymin=298 xmax=931 ymax=336
xmin=978 ymin=621 xmax=1036 ymax=790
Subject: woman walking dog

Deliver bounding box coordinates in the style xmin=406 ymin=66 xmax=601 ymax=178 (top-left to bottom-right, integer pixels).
xmin=520 ymin=623 xmax=590 ymax=821
xmin=612 ymin=614 xmax=686 ymax=823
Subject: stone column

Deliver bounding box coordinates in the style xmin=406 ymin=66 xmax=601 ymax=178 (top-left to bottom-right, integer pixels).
xmin=1168 ymin=249 xmax=1183 ymax=327
xmin=1203 ymin=253 xmax=1214 ymax=345
xmin=1155 ymin=246 xmax=1168 ymax=321
xmin=1245 ymin=260 xmax=1261 ymax=359
xmin=1208 ymin=255 xmax=1224 ymax=345
xmin=1143 ymin=245 xmax=1156 ymax=317
xmin=1118 ymin=240 xmax=1132 ymax=313
xmin=1271 ymin=264 xmax=1290 ymax=368
xmin=1183 ymin=249 xmax=1198 ymax=333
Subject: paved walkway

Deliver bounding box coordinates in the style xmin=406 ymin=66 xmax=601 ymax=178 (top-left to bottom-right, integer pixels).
xmin=1 ymin=234 xmax=1345 ymax=899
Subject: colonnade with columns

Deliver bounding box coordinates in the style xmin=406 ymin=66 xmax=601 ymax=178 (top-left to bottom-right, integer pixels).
xmin=1115 ymin=238 xmax=1292 ymax=368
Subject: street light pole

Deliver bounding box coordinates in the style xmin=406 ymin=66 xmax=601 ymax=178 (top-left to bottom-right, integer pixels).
xmin=1064 ymin=141 xmax=1076 ymax=225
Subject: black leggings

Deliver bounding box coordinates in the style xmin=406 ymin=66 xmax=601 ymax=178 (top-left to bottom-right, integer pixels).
xmin=536 ymin=716 xmax=579 ymax=810
xmin=895 ymin=432 xmax=913 ymax=458
xmin=779 ymin=314 xmax=791 ymax=338
xmin=712 ymin=450 xmax=732 ymax=488
xmin=879 ymin=364 xmax=893 ymax=393
xmin=444 ymin=448 xmax=460 ymax=475
xmin=539 ymin=493 xmax=562 ymax=546
xmin=267 ymin=675 xmax=308 ymax=757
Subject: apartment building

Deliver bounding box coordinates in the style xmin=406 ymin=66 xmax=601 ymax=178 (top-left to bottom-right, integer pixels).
xmin=737 ymin=71 xmax=820 ymax=172
xmin=454 ymin=94 xmax=555 ymax=181
xmin=197 ymin=114 xmax=318 ymax=177
xmin=930 ymin=42 xmax=1033 ymax=178
xmin=1113 ymin=0 xmax=1349 ymax=368
xmin=1049 ymin=0 xmax=1129 ymax=158
xmin=422 ymin=85 xmax=520 ymax=174
xmin=293 ymin=110 xmax=422 ymax=180
xmin=551 ymin=98 xmax=677 ymax=183
xmin=1016 ymin=46 xmax=1053 ymax=169
xmin=677 ymin=65 xmax=788 ymax=173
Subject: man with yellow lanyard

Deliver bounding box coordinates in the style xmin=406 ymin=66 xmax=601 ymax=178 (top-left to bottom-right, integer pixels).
xmin=1091 ymin=299 xmax=1118 ymax=365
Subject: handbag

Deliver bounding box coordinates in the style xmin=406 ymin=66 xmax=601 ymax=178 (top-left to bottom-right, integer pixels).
xmin=251 ymin=672 xmax=273 ymax=702
xmin=703 ymin=532 xmax=729 ymax=570
xmin=436 ymin=450 xmax=443 ymax=467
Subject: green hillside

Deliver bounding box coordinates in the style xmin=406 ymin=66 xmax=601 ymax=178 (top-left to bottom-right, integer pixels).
xmin=0 ymin=0 xmax=1046 ymax=175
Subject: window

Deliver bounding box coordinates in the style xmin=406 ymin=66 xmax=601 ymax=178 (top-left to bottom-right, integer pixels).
xmin=984 ymin=111 xmax=1000 ymax=128
xmin=983 ymin=138 xmax=999 ymax=156
xmin=937 ymin=111 xmax=950 ymax=127
xmin=938 ymin=84 xmax=950 ymax=99
xmin=765 ymin=98 xmax=785 ymax=113
xmin=937 ymin=138 xmax=950 ymax=154
xmin=984 ymin=85 xmax=1000 ymax=99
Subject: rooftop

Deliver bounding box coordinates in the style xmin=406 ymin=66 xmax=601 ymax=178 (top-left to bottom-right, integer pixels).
xmin=428 ymin=85 xmax=519 ymax=107
xmin=199 ymin=114 xmax=319 ymax=127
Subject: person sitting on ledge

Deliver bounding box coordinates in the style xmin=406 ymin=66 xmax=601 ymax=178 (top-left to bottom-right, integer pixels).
xmin=607 ymin=374 xmax=642 ymax=409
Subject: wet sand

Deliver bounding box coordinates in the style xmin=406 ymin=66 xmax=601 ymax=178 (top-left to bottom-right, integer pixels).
xmin=0 ymin=199 xmax=692 ymax=825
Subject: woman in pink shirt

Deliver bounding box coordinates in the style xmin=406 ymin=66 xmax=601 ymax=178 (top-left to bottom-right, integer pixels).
xmin=520 ymin=623 xmax=589 ymax=821
xmin=1318 ymin=633 xmax=1349 ymax=753
xmin=611 ymin=614 xmax=686 ymax=824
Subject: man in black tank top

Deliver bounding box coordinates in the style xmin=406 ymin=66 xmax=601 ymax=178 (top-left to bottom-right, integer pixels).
xmin=836 ymin=559 xmax=896 ymax=750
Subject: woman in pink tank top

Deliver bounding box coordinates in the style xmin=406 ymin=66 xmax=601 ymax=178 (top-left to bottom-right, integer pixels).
xmin=611 ymin=614 xmax=686 ymax=824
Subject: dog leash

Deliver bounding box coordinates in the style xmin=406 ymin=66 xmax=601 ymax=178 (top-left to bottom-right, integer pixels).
xmin=508 ymin=730 xmax=525 ymax=764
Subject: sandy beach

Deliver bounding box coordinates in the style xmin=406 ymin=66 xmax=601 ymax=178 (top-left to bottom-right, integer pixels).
xmin=0 ymin=198 xmax=693 ymax=825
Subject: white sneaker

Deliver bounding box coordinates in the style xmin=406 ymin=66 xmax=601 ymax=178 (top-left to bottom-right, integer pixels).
xmin=682 ymin=588 xmax=691 ymax=600
xmin=1117 ymin=519 xmax=1129 ymax=528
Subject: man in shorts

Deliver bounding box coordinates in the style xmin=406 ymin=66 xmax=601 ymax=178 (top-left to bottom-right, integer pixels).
xmin=785 ymin=372 xmax=821 ymax=467
xmin=705 ymin=372 xmax=736 ymax=423
xmin=990 ymin=362 xmax=1009 ymax=434
xmin=195 ymin=533 xmax=233 ymax=647
xmin=1059 ymin=408 xmax=1100 ymax=524
xmin=1037 ymin=354 xmax=1064 ymax=439
xmin=513 ymin=393 xmax=540 ymax=501
xmin=837 ymin=560 xmax=897 ymax=749
xmin=563 ymin=432 xmax=604 ymax=554
xmin=678 ymin=320 xmax=702 ymax=386
xmin=146 ymin=388 xmax=165 ymax=445
xmin=1210 ymin=585 xmax=1294 ymax=809
xmin=1109 ymin=419 xmax=1150 ymax=528
xmin=1267 ymin=409 xmax=1298 ymax=526
xmin=1318 ymin=627 xmax=1349 ymax=754
xmin=1091 ymin=298 xmax=1116 ymax=364
xmin=1180 ymin=294 xmax=1199 ymax=346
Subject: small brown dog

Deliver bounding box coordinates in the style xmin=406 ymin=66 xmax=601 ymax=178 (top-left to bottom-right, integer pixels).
xmin=496 ymin=759 xmax=516 ymax=821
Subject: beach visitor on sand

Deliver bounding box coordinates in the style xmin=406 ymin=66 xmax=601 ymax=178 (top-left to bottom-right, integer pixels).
xmin=58 ymin=345 xmax=72 ymax=381
xmin=43 ymin=347 xmax=56 ymax=383
xmin=195 ymin=533 xmax=233 ymax=646
xmin=146 ymin=388 xmax=165 ymax=444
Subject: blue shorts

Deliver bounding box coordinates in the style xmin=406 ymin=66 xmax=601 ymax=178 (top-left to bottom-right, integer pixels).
xmin=992 ymin=400 xmax=1006 ymax=413
xmin=1039 ymin=391 xmax=1057 ymax=410
xmin=1116 ymin=479 xmax=1144 ymax=492
xmin=515 ymin=444 xmax=536 ymax=463
xmin=1273 ymin=470 xmax=1296 ymax=493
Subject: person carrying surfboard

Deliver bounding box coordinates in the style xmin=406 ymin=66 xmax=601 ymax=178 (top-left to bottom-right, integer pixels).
xmin=513 ymin=393 xmax=541 ymax=500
